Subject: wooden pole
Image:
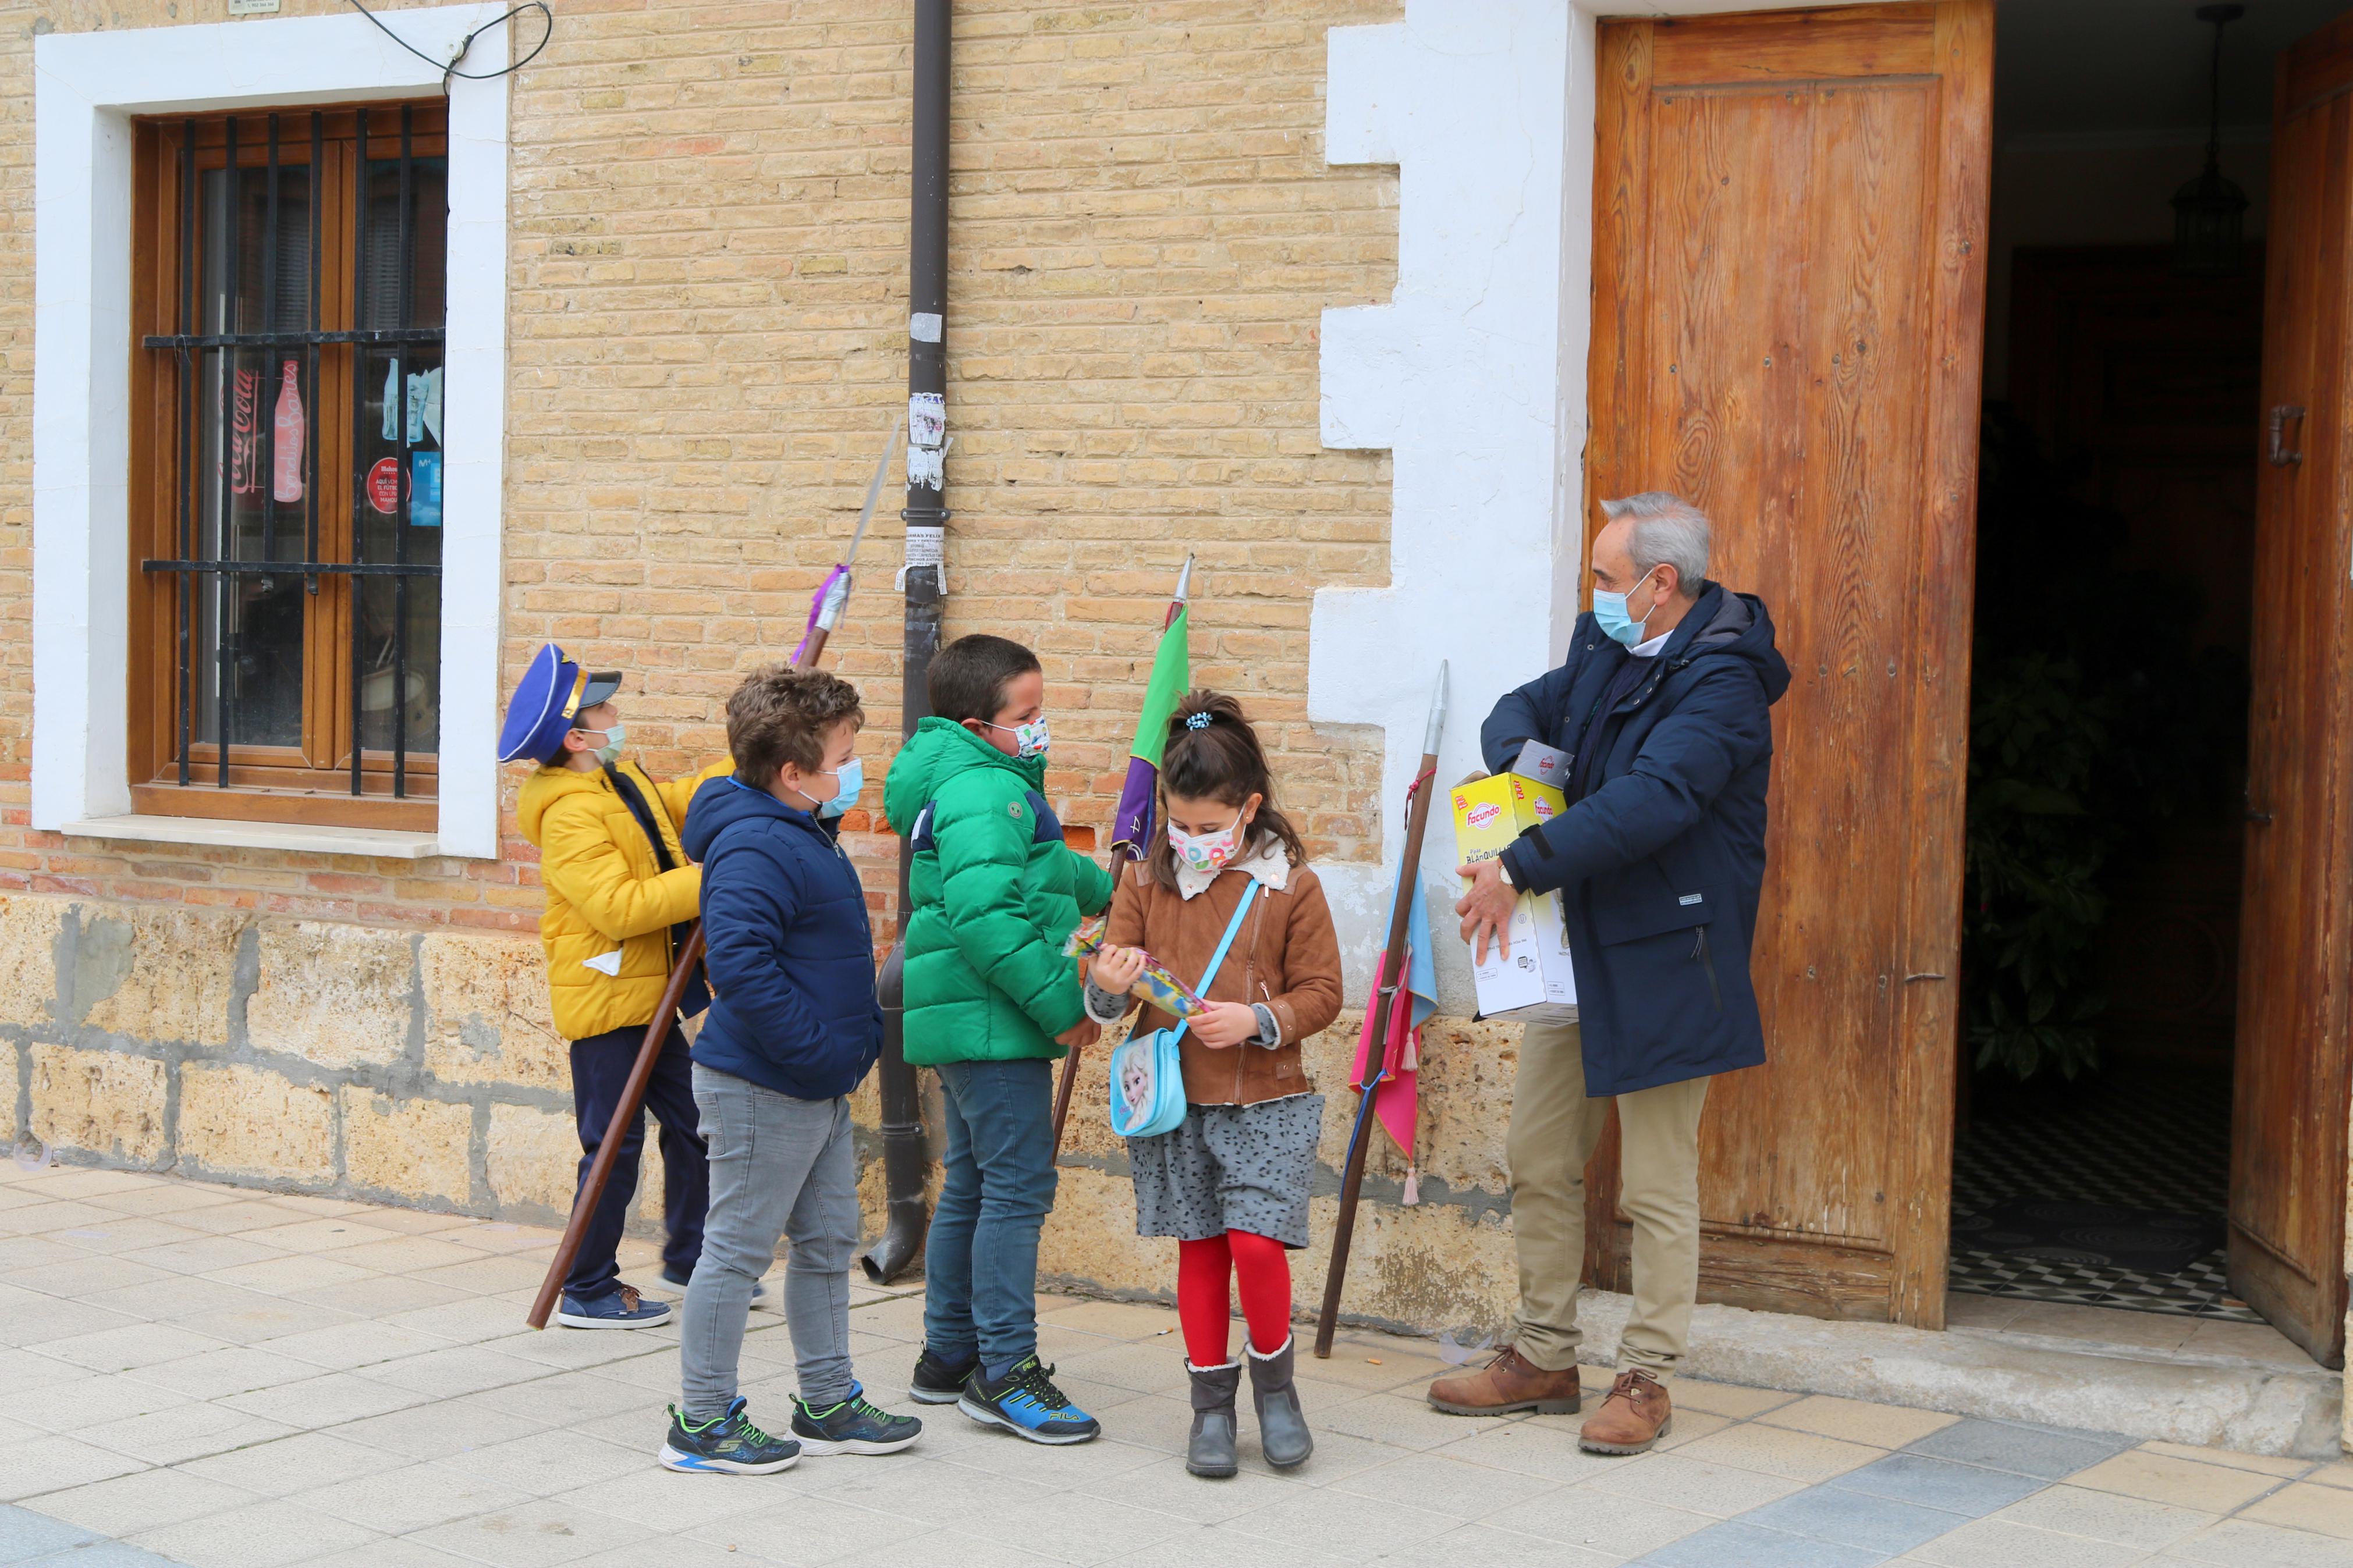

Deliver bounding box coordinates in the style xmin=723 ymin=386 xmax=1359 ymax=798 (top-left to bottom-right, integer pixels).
xmin=527 ymin=926 xmax=707 ymax=1329
xmin=1314 ymin=663 xmax=1446 ymax=1357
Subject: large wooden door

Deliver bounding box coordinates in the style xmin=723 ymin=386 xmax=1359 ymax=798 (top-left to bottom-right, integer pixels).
xmin=1584 ymin=2 xmax=1991 ymax=1327
xmin=2231 ymin=12 xmax=2353 ymax=1368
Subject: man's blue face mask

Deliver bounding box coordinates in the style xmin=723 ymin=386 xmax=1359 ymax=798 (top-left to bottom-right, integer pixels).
xmin=1592 ymin=570 xmax=1666 ymax=648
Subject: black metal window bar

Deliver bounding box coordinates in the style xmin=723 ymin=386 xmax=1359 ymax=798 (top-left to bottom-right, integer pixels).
xmin=140 ymin=106 xmax=444 ymax=799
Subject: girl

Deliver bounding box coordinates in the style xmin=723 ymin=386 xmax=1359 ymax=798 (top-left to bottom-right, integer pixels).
xmin=1084 ymin=691 xmax=1343 ymax=1478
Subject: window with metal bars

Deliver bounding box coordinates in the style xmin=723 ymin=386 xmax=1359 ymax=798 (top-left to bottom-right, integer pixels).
xmin=129 ymin=103 xmax=448 ymax=831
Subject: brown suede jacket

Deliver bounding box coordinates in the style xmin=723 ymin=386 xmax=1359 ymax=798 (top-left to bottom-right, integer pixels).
xmin=1101 ymin=856 xmax=1344 ymax=1106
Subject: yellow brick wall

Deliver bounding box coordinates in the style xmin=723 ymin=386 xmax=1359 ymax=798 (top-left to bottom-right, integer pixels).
xmin=0 ymin=0 xmax=1399 ymax=931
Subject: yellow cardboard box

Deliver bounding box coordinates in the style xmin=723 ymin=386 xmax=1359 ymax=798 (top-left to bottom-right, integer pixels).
xmin=1450 ymin=774 xmax=1578 ymax=1019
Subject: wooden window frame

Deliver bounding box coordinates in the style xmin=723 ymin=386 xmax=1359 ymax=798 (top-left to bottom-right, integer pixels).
xmin=127 ymin=103 xmax=448 ymax=833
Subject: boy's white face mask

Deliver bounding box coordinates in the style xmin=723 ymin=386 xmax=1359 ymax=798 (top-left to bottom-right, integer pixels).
xmin=576 ymin=723 xmax=625 ymax=767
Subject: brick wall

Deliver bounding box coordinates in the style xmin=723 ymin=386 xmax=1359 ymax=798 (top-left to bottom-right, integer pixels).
xmin=0 ymin=0 xmax=1399 ymax=931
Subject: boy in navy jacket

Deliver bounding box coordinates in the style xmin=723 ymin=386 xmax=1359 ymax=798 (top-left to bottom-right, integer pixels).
xmin=657 ymin=666 xmax=921 ymax=1475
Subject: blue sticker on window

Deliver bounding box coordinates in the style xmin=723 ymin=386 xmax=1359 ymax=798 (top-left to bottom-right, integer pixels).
xmin=410 ymin=449 xmax=442 ymax=528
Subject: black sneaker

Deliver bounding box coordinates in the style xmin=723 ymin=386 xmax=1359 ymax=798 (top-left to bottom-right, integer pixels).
xmin=790 ymin=1384 xmax=923 ymax=1456
xmin=957 ymin=1354 xmax=1101 ymax=1445
xmin=658 ymin=1398 xmax=800 ymax=1474
xmin=909 ymin=1346 xmax=978 ymax=1406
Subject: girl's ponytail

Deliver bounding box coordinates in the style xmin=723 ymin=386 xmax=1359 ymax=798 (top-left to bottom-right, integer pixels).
xmin=1145 ymin=689 xmax=1309 ymax=891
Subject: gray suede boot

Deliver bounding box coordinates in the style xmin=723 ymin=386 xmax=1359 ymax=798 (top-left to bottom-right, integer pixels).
xmin=1186 ymin=1361 xmax=1242 ymax=1478
xmin=1247 ymin=1336 xmax=1313 ymax=1470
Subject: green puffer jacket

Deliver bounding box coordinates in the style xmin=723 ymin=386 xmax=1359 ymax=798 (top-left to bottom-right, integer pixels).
xmin=883 ymin=717 xmax=1115 ymax=1065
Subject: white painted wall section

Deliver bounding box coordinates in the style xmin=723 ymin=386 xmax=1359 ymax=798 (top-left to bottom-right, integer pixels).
xmin=1315 ymin=2 xmax=1580 ymax=1012
xmin=32 ymin=5 xmax=509 ymax=856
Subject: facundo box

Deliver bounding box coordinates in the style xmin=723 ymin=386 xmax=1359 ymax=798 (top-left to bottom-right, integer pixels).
xmin=1450 ymin=773 xmax=1578 ymax=1020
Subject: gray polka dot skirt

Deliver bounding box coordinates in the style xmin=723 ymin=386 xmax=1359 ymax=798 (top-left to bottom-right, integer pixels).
xmin=1130 ymin=1094 xmax=1326 ymax=1249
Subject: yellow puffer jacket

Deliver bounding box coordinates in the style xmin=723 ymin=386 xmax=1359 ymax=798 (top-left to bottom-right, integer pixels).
xmin=517 ymin=758 xmax=732 ymax=1041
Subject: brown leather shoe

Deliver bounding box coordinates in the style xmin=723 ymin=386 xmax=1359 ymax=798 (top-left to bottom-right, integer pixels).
xmin=1578 ymin=1368 xmax=1672 ymax=1453
xmin=1426 ymin=1346 xmax=1581 ymax=1416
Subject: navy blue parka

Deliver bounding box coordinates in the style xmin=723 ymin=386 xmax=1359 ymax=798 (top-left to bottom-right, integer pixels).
xmin=1486 ymin=582 xmax=1791 ymax=1095
xmin=680 ymin=777 xmax=882 ymax=1101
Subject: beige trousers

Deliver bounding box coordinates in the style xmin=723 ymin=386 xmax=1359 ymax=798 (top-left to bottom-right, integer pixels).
xmin=1507 ymin=1017 xmax=1710 ymax=1377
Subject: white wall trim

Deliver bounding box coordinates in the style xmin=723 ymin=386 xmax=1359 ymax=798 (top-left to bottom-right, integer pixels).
xmin=1315 ymin=1 xmax=1578 ymax=1011
xmin=33 ymin=5 xmax=509 ymax=858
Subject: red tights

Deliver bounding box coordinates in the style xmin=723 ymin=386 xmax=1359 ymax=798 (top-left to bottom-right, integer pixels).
xmin=1176 ymin=1231 xmax=1293 ymax=1367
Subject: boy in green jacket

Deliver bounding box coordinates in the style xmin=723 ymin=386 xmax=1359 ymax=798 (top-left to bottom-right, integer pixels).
xmin=882 ymin=634 xmax=1113 ymax=1443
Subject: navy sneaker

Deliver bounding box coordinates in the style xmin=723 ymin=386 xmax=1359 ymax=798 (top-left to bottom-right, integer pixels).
xmin=659 ymin=1398 xmax=800 ymax=1474
xmin=957 ymin=1354 xmax=1101 ymax=1445
xmin=660 ymin=1265 xmax=765 ymax=1304
xmin=909 ymin=1346 xmax=977 ymax=1406
xmin=555 ymin=1283 xmax=670 ymax=1330
xmin=790 ymin=1384 xmax=923 ymax=1456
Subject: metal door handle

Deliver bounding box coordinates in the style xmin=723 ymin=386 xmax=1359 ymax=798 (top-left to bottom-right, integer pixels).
xmin=2268 ymin=404 xmax=2306 ymax=466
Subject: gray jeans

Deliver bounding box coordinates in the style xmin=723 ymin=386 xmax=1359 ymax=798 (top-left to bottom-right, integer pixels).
xmin=681 ymin=1064 xmax=860 ymax=1417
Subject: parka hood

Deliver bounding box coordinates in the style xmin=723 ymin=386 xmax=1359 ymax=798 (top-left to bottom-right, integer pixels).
xmin=882 ymin=716 xmax=1044 ymax=830
xmin=681 ymin=774 xmax=817 ymax=861
xmin=1668 ymin=583 xmax=1792 ymax=706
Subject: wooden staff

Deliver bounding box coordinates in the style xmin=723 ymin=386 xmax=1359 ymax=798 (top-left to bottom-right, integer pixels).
xmin=1315 ymin=662 xmax=1446 ymax=1358
xmin=528 ymin=427 xmax=896 ymax=1328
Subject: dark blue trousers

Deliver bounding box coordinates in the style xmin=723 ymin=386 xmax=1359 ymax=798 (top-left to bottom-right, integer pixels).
xmin=565 ymin=1022 xmax=708 ymax=1302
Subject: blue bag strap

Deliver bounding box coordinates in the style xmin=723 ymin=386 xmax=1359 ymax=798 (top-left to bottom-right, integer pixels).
xmin=1166 ymin=881 xmax=1260 ymax=1048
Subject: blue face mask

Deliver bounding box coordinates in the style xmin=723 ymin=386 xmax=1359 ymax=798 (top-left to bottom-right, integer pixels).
xmin=1592 ymin=574 xmax=1663 ymax=648
xmin=818 ymin=756 xmax=863 ymax=818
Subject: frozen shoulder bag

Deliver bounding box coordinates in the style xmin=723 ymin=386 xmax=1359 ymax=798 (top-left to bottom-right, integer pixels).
xmin=1106 ymin=882 xmax=1259 ymax=1140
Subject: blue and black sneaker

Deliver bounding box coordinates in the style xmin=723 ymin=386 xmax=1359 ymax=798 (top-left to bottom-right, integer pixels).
xmin=957 ymin=1354 xmax=1101 ymax=1445
xmin=658 ymin=1398 xmax=800 ymax=1474
xmin=908 ymin=1346 xmax=977 ymax=1406
xmin=555 ymin=1283 xmax=670 ymax=1330
xmin=790 ymin=1384 xmax=923 ymax=1456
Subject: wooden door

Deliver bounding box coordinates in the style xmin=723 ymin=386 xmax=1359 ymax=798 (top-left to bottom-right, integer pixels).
xmin=1585 ymin=2 xmax=1991 ymax=1327
xmin=2231 ymin=11 xmax=2353 ymax=1368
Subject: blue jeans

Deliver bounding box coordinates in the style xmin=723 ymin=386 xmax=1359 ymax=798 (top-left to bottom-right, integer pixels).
xmin=923 ymin=1058 xmax=1057 ymax=1373
xmin=565 ymin=1023 xmax=707 ymax=1302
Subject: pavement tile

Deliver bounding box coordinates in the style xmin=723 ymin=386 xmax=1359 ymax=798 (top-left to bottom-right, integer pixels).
xmin=1585 ymin=1452 xmax=1809 ymax=1517
xmin=1829 ymin=1453 xmax=2045 ymax=1516
xmin=0 ymin=1438 xmax=150 ymax=1502
xmin=218 ymin=1370 xmax=434 ymax=1429
xmin=127 ymin=1348 xmax=321 ymax=1402
xmin=79 ymin=1403 xmax=298 ymax=1467
xmin=123 ymin=1499 xmax=379 ymax=1568
xmin=199 ymin=1258 xmax=372 ymax=1298
xmin=11 ymin=1257 xmax=182 ymax=1302
xmin=1072 ymin=1455 xmax=1300 ymax=1526
xmin=24 ymin=1541 xmax=203 ymax=1567
xmin=378 ymin=1298 xmax=536 ymax=1346
xmin=286 ymin=1274 xmax=470 ymax=1317
xmin=1665 ymin=1380 xmax=1800 ymax=1420
xmin=2304 ymin=1460 xmax=2353 ymax=1491
xmin=0 ymin=1502 xmax=99 ymax=1564
xmin=175 ymin=1432 xmax=396 ymax=1498
xmin=1374 ymin=1521 xmax=1620 ymax=1568
xmin=1990 ymin=1481 xmax=2218 ymax=1549
xmin=1901 ymin=1417 xmax=2138 ymax=1481
xmin=1738 ymin=1482 xmax=1968 ymax=1553
xmin=2157 ymin=1517 xmax=2353 ymax=1567
xmin=1221 ymin=1484 xmax=1465 ymax=1555
xmin=1316 ymin=1391 xmax=1524 ymax=1452
xmin=358 ymin=1345 xmax=554 ymax=1400
xmin=1484 ymin=1484 xmax=1716 ymax=1556
xmin=1669 ymin=1420 xmax=1884 ymax=1482
xmin=2069 ymin=1449 xmax=2284 ymax=1513
xmin=169 ymin=1298 xmax=356 ymax=1348
xmin=78 ymin=1183 xmax=239 ymax=1218
xmin=1426 ymin=1419 xmax=1643 ymax=1485
xmin=46 ymin=1219 xmax=212 ymax=1256
xmin=317 ymin=1235 xmax=489 ymax=1275
xmin=13 ymin=1374 xmax=191 ymax=1434
xmin=448 ymin=1429 xmax=649 ymax=1498
xmin=2133 ymin=1440 xmax=2308 ymax=1479
xmin=544 ymin=1466 xmax=791 ymax=1535
xmin=2239 ymin=1481 xmax=2353 ymax=1539
xmin=1325 ymin=1450 xmax=1557 ymax=1515
xmin=1913 ymin=1516 xmax=2150 ymax=1566
xmin=683 ymin=1491 xmax=938 ymax=1564
xmin=410 ymin=1498 xmax=655 ymax=1568
xmin=1757 ymin=1395 xmax=1961 ymax=1449
xmin=1638 ymin=1519 xmax=1889 ymax=1568
xmin=118 ymin=1238 xmax=288 ymax=1278
xmin=332 ymin=1397 xmax=553 ymax=1462
xmin=233 ymin=1220 xmax=405 ymax=1256
xmin=24 ymin=1467 xmax=259 ymax=1537
xmin=285 ymin=1539 xmax=482 ymax=1567
xmin=286 ymin=1460 xmax=533 ymax=1535
xmin=0 ymin=1350 xmax=97 ymax=1393
xmin=1098 ymin=1527 xmax=1357 ymax=1568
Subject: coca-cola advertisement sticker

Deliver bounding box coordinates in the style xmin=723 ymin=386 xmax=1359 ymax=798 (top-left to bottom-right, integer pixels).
xmin=366 ymin=456 xmax=402 ymax=514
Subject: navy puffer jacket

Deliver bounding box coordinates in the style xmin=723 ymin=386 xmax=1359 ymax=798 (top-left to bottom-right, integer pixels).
xmin=680 ymin=777 xmax=882 ymax=1101
xmin=1487 ymin=582 xmax=1791 ymax=1095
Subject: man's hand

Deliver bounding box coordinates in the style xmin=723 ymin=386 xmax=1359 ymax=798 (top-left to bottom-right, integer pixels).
xmin=1190 ymin=1001 xmax=1259 ymax=1050
xmin=1456 ymin=858 xmax=1517 ymax=964
xmin=1055 ymin=1018 xmax=1102 ymax=1050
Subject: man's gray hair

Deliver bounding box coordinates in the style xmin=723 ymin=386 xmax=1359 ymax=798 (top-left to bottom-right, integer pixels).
xmin=1600 ymin=491 xmax=1710 ymax=596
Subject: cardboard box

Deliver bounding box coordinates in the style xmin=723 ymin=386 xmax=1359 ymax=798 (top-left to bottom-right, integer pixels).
xmin=1450 ymin=774 xmax=1579 ymax=1020
xmin=1513 ymin=739 xmax=1569 ymax=791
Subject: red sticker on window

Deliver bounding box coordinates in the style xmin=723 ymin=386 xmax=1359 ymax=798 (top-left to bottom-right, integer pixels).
xmin=366 ymin=456 xmax=402 ymax=514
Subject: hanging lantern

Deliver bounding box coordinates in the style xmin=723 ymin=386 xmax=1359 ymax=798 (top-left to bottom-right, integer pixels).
xmin=2173 ymin=3 xmax=2249 ymax=276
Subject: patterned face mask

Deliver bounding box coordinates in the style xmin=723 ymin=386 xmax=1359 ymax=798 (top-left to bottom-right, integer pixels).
xmin=1167 ymin=813 xmax=1245 ymax=875
xmin=985 ymin=716 xmax=1051 ymax=759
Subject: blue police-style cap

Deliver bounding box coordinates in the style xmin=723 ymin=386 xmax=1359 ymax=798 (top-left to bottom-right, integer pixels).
xmin=498 ymin=644 xmax=624 ymax=766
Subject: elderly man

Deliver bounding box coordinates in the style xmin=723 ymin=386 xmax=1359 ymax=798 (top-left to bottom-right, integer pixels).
xmin=1428 ymin=492 xmax=1788 ymax=1455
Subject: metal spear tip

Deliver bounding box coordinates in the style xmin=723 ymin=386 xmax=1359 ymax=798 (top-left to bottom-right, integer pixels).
xmin=1423 ymin=660 xmax=1449 ymax=753
xmin=1173 ymin=553 xmax=1195 ymax=602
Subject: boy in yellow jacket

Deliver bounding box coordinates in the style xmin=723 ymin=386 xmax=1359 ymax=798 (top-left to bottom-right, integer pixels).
xmin=505 ymin=644 xmax=733 ymax=1328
